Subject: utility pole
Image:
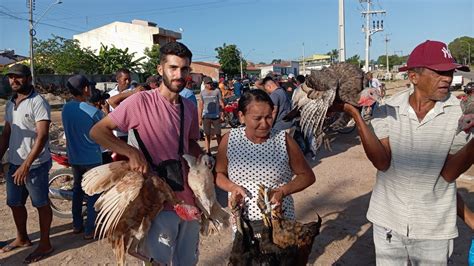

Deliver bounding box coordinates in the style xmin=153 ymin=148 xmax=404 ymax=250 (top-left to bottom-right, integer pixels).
xmin=360 ymin=0 xmax=385 ymax=72
xmin=29 ymin=0 xmax=35 ymax=85
xmin=461 ymin=41 xmax=471 ymax=66
xmin=302 ymin=42 xmax=306 ymax=75
xmin=240 ymin=50 xmax=243 ymax=79
xmin=384 ymin=34 xmax=390 ymax=74
xmin=338 ymin=0 xmax=346 ymax=62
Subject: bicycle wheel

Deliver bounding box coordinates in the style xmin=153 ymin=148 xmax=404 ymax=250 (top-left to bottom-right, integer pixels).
xmin=48 ymin=168 xmax=85 ymax=219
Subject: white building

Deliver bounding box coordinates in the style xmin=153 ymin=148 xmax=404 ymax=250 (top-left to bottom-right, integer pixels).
xmin=73 ymin=19 xmax=181 ymax=62
xmin=259 ymin=61 xmax=299 ymax=77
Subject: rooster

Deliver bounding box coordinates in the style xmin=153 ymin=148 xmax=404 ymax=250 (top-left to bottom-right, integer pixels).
xmin=81 ymin=161 xmax=201 ymax=265
xmin=286 ymin=62 xmax=380 ymax=153
xmin=229 ymin=199 xmax=296 ymax=266
xmin=256 ymin=184 xmax=322 ymax=265
xmin=459 ymin=94 xmax=474 ymax=133
xmin=182 ymin=154 xmax=230 ymax=235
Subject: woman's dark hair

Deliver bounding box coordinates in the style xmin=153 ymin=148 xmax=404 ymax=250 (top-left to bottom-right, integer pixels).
xmin=238 ymin=89 xmax=274 ymax=114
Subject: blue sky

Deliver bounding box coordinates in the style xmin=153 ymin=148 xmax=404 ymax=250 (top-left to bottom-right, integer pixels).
xmin=0 ymin=0 xmax=472 ymax=64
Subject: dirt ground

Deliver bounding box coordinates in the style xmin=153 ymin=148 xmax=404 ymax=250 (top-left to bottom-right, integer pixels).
xmin=0 ymin=84 xmax=473 ymax=265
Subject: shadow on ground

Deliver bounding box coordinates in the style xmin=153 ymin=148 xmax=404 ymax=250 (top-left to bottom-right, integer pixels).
xmin=0 ymin=222 xmax=94 ymax=264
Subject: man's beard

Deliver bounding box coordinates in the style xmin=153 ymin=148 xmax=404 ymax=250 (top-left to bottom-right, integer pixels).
xmin=162 ymin=74 xmax=185 ymax=93
xmin=11 ymin=81 xmax=31 ymax=94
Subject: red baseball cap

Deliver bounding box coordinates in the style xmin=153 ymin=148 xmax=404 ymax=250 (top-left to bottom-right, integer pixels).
xmin=399 ymin=40 xmax=470 ymax=72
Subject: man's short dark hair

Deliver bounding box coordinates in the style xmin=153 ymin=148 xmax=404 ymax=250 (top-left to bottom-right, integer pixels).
xmin=146 ymin=74 xmax=162 ymax=84
xmin=159 ymin=42 xmax=193 ymax=63
xmin=116 ymin=68 xmax=131 ymax=78
xmin=296 ymin=75 xmax=305 ymax=84
xmin=261 ymin=76 xmax=275 ymax=86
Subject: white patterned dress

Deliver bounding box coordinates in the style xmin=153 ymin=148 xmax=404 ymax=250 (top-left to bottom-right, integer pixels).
xmin=227 ymin=127 xmax=295 ymax=221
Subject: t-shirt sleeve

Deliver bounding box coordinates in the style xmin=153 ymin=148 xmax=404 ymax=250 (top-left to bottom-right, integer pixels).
xmin=449 ymin=131 xmax=471 ymax=154
xmin=270 ymin=91 xmax=279 ymax=105
xmin=93 ymin=109 xmax=104 ymax=123
xmin=370 ymin=104 xmax=389 ymax=139
xmin=108 ymin=93 xmax=142 ymax=132
xmin=33 ymin=96 xmax=51 ymax=122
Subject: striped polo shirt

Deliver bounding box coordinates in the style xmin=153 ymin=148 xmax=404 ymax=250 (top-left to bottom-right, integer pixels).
xmin=367 ymin=89 xmax=471 ymax=240
xmin=5 ymin=89 xmax=51 ymax=167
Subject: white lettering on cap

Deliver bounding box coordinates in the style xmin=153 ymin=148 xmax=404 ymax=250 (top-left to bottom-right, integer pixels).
xmin=441 ymin=47 xmax=453 ymax=59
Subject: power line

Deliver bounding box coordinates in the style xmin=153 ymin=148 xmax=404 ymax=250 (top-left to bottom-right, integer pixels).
xmin=42 ymin=0 xmax=227 ymax=22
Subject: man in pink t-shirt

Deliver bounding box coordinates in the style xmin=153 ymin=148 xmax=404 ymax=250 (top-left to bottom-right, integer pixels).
xmin=90 ymin=42 xmax=204 ymax=265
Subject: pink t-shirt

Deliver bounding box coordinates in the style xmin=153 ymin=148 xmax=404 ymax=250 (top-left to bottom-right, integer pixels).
xmin=109 ymin=90 xmax=200 ymax=206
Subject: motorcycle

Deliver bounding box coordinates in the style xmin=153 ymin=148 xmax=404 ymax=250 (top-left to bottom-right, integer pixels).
xmin=222 ymin=96 xmax=241 ymax=128
xmin=48 ymin=145 xmax=84 ymax=218
xmin=48 ymin=145 xmax=122 ymax=219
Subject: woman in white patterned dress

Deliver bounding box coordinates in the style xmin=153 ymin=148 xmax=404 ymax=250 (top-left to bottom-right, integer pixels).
xmin=215 ymin=89 xmax=315 ymax=221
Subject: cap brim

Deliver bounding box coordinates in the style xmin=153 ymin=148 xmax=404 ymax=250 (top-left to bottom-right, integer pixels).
xmin=399 ymin=63 xmax=470 ymax=72
xmin=398 ymin=66 xmax=409 ymax=72
xmin=426 ymin=63 xmax=470 ymax=72
xmin=6 ymin=71 xmax=26 ymax=76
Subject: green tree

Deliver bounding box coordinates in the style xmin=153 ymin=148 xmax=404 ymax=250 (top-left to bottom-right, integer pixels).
xmin=271 ymin=59 xmax=282 ymax=64
xmin=346 ymin=54 xmax=362 ymax=67
xmin=95 ymin=44 xmax=144 ymax=74
xmin=142 ymin=44 xmax=160 ymax=76
xmin=326 ymin=49 xmax=339 ymax=62
xmin=215 ymin=43 xmax=246 ymax=76
xmin=376 ymin=54 xmax=409 ymax=70
xmin=34 ymin=35 xmax=97 ymax=74
xmin=448 ymin=36 xmax=473 ymax=66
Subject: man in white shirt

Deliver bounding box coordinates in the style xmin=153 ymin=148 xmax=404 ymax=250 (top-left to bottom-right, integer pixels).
xmin=341 ymin=40 xmax=472 ymax=265
xmin=367 ymin=72 xmax=381 ymax=92
xmin=106 ymin=68 xmax=133 ymax=141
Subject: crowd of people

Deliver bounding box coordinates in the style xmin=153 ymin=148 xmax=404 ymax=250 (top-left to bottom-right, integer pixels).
xmin=0 ymin=40 xmax=473 ymax=265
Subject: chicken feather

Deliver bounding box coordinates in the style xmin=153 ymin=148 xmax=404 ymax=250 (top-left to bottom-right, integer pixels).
xmin=255 ymin=184 xmax=322 ymax=265
xmin=287 ymin=62 xmax=366 ymax=154
xmin=82 ymin=161 xmax=200 ymax=265
xmin=183 ymin=154 xmax=230 ymax=236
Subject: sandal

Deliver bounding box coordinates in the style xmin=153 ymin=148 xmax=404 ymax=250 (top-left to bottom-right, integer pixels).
xmin=83 ymin=233 xmax=94 ymax=240
xmin=23 ymin=248 xmax=54 ymax=263
xmin=72 ymin=227 xmax=83 ymax=234
xmin=0 ymin=242 xmax=32 ymax=253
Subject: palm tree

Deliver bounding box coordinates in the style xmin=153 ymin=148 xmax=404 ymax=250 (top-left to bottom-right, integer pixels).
xmin=326 ymin=49 xmax=339 ymax=63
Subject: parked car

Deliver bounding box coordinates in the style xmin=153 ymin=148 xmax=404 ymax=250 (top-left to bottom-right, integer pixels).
xmin=450 ymin=75 xmax=464 ymax=90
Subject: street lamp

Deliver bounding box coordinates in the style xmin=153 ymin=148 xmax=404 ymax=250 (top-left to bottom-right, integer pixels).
xmin=29 ymin=0 xmax=62 ymax=85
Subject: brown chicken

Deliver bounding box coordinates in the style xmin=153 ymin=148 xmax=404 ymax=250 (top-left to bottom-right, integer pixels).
xmin=81 ymin=161 xmax=201 ymax=265
xmin=257 ymin=184 xmax=322 ymax=265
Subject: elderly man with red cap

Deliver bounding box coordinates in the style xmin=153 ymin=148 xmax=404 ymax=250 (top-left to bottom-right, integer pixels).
xmin=339 ymin=40 xmax=473 ymax=264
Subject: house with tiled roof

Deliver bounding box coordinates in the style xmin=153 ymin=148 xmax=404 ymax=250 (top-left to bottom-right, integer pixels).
xmin=0 ymin=50 xmax=28 ymax=71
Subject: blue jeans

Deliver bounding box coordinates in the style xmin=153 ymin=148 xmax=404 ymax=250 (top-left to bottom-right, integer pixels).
xmin=6 ymin=160 xmax=52 ymax=208
xmin=145 ymin=210 xmax=200 ymax=265
xmin=72 ymin=164 xmax=101 ymax=235
xmin=373 ymin=224 xmax=453 ymax=266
